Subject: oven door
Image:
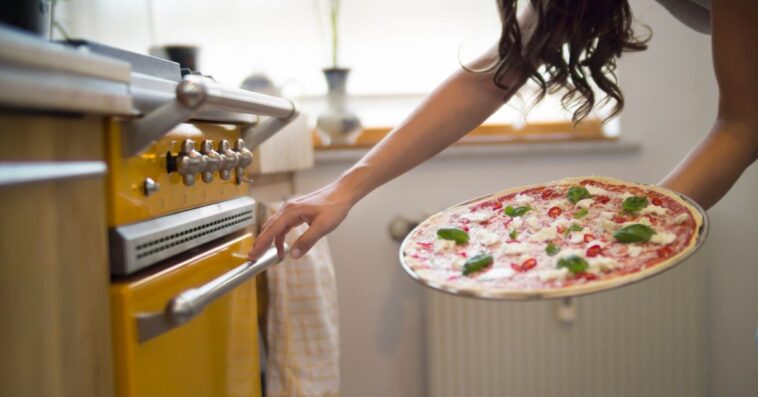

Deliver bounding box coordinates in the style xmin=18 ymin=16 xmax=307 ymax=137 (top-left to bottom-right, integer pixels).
xmin=111 ymin=232 xmax=271 ymax=397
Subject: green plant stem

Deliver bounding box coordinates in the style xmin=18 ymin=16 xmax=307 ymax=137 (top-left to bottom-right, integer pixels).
xmin=330 ymin=0 xmax=339 ymax=68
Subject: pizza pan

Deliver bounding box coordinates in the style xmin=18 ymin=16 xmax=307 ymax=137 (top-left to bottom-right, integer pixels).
xmin=399 ymin=185 xmax=709 ymax=301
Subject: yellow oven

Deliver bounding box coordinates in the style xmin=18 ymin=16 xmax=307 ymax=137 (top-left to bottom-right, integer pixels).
xmin=110 ymin=233 xmax=280 ymax=397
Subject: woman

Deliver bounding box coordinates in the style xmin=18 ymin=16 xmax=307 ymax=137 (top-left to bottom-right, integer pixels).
xmin=249 ymin=0 xmax=757 ymax=261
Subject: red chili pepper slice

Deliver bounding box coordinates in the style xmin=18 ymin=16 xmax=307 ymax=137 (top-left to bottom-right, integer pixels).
xmin=541 ymin=189 xmax=558 ymax=200
xmin=613 ymin=216 xmax=627 ymax=224
xmin=583 ymin=234 xmax=595 ymax=243
xmin=651 ymin=197 xmax=663 ymax=206
xmin=522 ymin=258 xmax=537 ymax=271
xmin=417 ymin=242 xmax=433 ymax=250
xmin=511 ymin=258 xmax=537 ymax=272
xmin=548 ymin=207 xmax=562 ymax=218
xmin=586 ymin=245 xmax=602 ymax=257
xmin=596 ymin=195 xmax=610 ymax=204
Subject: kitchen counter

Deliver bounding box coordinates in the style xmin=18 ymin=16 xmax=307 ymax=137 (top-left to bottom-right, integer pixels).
xmin=0 ymin=25 xmax=133 ymax=115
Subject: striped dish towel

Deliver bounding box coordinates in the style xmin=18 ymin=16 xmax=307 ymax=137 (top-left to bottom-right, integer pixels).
xmin=262 ymin=204 xmax=340 ymax=397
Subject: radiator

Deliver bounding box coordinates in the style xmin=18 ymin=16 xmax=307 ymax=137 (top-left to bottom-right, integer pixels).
xmin=426 ymin=259 xmax=706 ymax=397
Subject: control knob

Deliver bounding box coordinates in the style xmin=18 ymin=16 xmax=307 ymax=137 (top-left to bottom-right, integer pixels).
xmin=217 ymin=139 xmax=239 ymax=181
xmin=199 ymin=140 xmax=222 ymax=183
xmin=234 ymin=138 xmax=254 ymax=184
xmin=174 ymin=139 xmax=207 ymax=186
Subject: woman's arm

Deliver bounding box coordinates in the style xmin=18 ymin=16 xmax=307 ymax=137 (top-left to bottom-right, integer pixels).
xmin=661 ymin=0 xmax=758 ymax=209
xmin=248 ymin=50 xmax=515 ymax=260
xmin=247 ymin=6 xmax=543 ymax=260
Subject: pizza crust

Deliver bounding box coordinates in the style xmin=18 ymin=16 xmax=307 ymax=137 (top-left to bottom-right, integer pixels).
xmin=400 ymin=176 xmax=707 ymax=300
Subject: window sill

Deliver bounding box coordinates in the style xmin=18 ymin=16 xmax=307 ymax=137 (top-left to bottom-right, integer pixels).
xmin=313 ymin=136 xmax=641 ymax=164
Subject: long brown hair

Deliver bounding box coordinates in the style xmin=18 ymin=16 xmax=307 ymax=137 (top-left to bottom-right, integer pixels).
xmin=490 ymin=0 xmax=649 ymax=122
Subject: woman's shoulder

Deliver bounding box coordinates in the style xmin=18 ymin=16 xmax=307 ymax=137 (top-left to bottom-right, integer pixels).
xmin=655 ymin=0 xmax=711 ymax=34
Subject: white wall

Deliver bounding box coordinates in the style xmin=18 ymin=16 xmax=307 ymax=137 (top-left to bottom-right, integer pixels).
xmin=295 ymin=1 xmax=758 ymax=396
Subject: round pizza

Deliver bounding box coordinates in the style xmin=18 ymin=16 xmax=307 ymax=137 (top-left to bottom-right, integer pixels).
xmin=400 ymin=176 xmax=707 ymax=299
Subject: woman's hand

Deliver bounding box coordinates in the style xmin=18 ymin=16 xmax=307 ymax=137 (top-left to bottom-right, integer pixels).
xmin=248 ymin=181 xmax=356 ymax=261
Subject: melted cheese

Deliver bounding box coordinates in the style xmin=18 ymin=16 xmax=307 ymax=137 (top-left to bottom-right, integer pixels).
xmin=499 ymin=242 xmax=531 ymax=255
xmin=576 ymin=198 xmax=594 ymax=209
xmin=587 ymin=256 xmax=619 ymax=274
xmin=586 ymin=185 xmax=610 ymax=196
xmin=472 ymin=228 xmax=501 ymax=246
xmin=650 ymin=232 xmax=677 ymax=245
xmin=514 ymin=194 xmax=535 ymax=205
xmin=537 ymin=267 xmax=570 ymax=282
xmin=627 ymin=246 xmax=643 ymax=257
xmin=526 ymin=216 xmax=541 ymax=231
xmin=528 ymin=226 xmax=557 ymax=242
xmin=461 ymin=212 xmax=492 ymax=223
xmin=673 ymin=213 xmax=689 ymax=224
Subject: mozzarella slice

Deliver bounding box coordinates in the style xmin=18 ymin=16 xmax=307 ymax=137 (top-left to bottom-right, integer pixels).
xmin=472 ymin=228 xmax=501 ymax=246
xmin=528 ymin=227 xmax=557 ymax=242
xmin=576 ymin=198 xmax=594 ymax=209
xmin=627 ymin=246 xmax=643 ymax=257
xmin=499 ymin=242 xmax=530 ymax=255
xmin=537 ymin=267 xmax=571 ymax=282
xmin=514 ymin=194 xmax=535 ymax=205
xmin=586 ymin=185 xmax=609 ymax=196
xmin=650 ymin=232 xmax=677 ymax=245
xmin=461 ymin=212 xmax=492 ymax=223
xmin=526 ymin=216 xmax=541 ymax=231
xmin=673 ymin=213 xmax=689 ymax=224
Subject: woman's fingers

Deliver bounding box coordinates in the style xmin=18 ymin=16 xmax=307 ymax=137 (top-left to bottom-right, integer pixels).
xmin=248 ymin=208 xmax=305 ymax=261
xmin=290 ymin=219 xmax=331 ymax=259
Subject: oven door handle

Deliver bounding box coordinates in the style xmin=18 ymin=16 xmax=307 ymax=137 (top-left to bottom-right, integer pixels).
xmin=122 ymin=74 xmax=299 ymax=156
xmin=135 ymin=244 xmax=287 ymax=343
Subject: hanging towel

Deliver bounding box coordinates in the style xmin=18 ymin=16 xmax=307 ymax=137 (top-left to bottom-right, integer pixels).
xmin=262 ymin=204 xmax=340 ymax=397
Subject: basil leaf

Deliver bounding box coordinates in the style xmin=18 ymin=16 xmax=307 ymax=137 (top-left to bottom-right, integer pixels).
xmin=574 ymin=208 xmax=589 ymax=219
xmin=568 ymin=223 xmax=583 ymax=232
xmin=509 ymin=229 xmax=518 ymax=240
xmin=622 ymin=196 xmax=649 ymax=213
xmin=545 ymin=243 xmax=560 ymax=256
xmin=567 ymin=186 xmax=591 ymax=204
xmin=613 ymin=224 xmax=656 ymax=243
xmin=557 ymin=255 xmax=589 ymax=274
xmin=462 ymin=253 xmax=494 ymax=276
xmin=504 ymin=205 xmax=531 ymax=217
xmin=437 ymin=228 xmax=469 ymax=245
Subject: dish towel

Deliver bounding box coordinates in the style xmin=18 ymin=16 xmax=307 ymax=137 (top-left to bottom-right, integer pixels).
xmin=262 ymin=204 xmax=340 ymax=397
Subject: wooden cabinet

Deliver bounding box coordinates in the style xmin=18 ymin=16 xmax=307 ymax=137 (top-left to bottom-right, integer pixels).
xmin=0 ymin=113 xmax=114 ymax=397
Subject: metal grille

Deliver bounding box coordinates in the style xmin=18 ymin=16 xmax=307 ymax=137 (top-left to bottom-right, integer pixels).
xmin=110 ymin=196 xmax=256 ymax=275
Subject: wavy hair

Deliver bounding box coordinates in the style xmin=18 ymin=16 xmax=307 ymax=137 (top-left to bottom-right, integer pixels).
xmin=484 ymin=0 xmax=649 ymax=123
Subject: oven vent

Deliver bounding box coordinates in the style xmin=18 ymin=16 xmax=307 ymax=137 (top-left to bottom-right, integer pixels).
xmin=110 ymin=196 xmax=256 ymax=275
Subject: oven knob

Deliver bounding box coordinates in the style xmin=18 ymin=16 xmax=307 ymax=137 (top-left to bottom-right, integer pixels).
xmin=199 ymin=140 xmax=222 ymax=183
xmin=234 ymin=138 xmax=254 ymax=168
xmin=217 ymin=139 xmax=239 ymax=181
xmin=176 ymin=139 xmax=207 ymax=186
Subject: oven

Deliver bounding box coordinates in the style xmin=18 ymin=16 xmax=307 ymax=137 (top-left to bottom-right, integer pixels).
xmin=70 ymin=42 xmax=297 ymax=397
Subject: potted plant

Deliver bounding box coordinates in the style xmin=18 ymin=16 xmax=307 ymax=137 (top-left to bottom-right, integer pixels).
xmin=316 ymin=0 xmax=362 ymax=145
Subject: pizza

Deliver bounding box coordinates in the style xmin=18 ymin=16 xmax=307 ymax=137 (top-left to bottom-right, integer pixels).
xmin=400 ymin=176 xmax=706 ymax=299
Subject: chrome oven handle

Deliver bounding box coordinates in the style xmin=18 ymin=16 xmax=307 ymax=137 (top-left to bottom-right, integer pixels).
xmin=135 ymin=244 xmax=287 ymax=343
xmin=122 ymin=74 xmax=299 ymax=156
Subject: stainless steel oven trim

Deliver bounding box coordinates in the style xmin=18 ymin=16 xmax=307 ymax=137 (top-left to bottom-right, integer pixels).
xmin=135 ymin=244 xmax=287 ymax=343
xmin=109 ymin=196 xmax=256 ymax=275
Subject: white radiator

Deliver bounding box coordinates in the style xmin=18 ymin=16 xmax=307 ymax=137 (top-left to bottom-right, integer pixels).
xmin=426 ymin=259 xmax=706 ymax=397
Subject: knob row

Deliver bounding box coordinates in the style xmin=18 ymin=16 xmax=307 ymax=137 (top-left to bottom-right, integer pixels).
xmin=171 ymin=138 xmax=253 ymax=186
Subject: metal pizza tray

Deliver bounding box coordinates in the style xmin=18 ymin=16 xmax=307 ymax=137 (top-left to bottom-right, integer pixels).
xmin=399 ymin=188 xmax=709 ymax=301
